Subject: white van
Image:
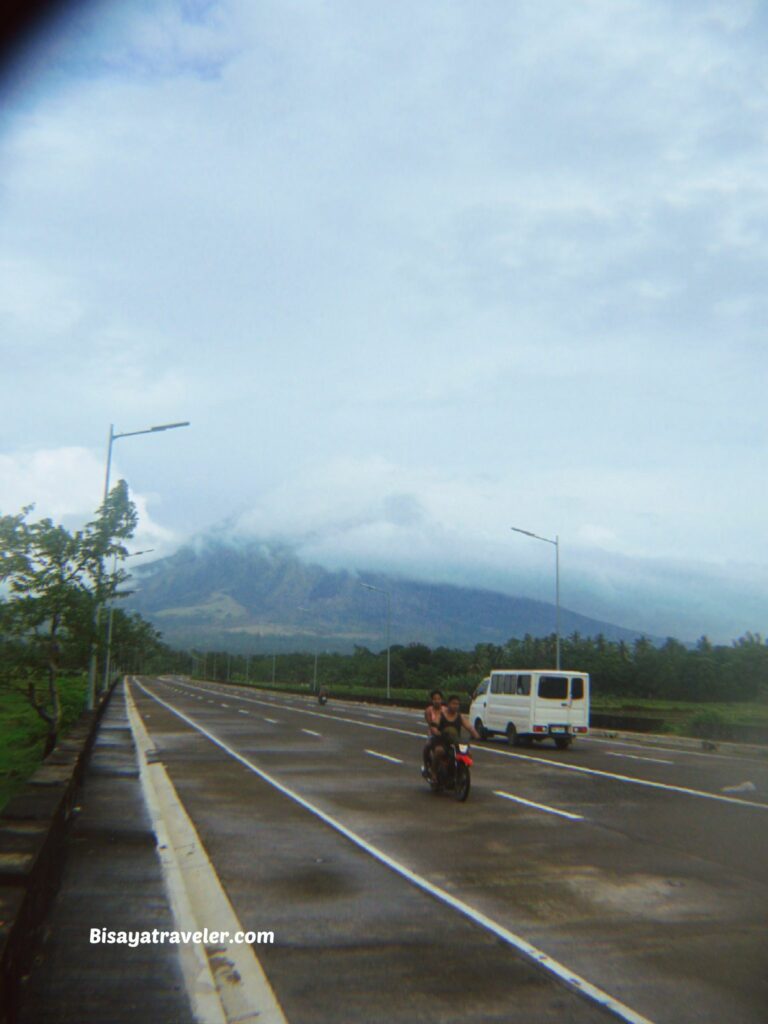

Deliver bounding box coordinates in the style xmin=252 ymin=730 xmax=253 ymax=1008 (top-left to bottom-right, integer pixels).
xmin=469 ymin=669 xmax=589 ymax=750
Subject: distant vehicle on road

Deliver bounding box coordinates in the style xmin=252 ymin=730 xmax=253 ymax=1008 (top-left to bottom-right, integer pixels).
xmin=469 ymin=670 xmax=589 ymax=750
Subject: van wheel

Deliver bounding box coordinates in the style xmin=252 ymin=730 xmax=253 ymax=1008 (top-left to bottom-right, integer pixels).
xmin=554 ymin=736 xmax=572 ymax=750
xmin=506 ymin=724 xmax=520 ymax=747
xmin=474 ymin=718 xmax=488 ymax=742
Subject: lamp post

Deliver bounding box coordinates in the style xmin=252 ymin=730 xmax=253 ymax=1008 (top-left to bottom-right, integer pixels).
xmin=359 ymin=582 xmax=391 ymax=700
xmin=297 ymin=607 xmax=319 ymax=692
xmin=86 ymin=420 xmax=190 ymax=709
xmin=511 ymin=526 xmax=561 ymax=670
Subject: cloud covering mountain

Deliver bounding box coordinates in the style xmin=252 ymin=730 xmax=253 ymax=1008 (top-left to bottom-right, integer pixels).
xmin=127 ymin=534 xmax=658 ymax=653
xmin=1 ymin=0 xmax=766 ymax=645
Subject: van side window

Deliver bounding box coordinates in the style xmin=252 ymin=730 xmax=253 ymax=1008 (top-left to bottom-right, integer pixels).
xmin=539 ymin=676 xmax=568 ymax=699
xmin=474 ymin=678 xmax=489 ymax=697
xmin=516 ymin=674 xmax=531 ymax=695
xmin=490 ymin=676 xmax=503 ymax=694
xmin=503 ymin=674 xmax=517 ymax=694
xmin=571 ymin=678 xmax=584 ymax=700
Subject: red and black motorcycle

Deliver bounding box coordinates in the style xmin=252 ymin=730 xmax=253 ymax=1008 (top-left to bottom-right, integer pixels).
xmin=423 ymin=741 xmax=473 ymax=801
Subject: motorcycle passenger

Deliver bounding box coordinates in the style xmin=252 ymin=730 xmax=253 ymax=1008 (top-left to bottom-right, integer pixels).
xmin=432 ymin=694 xmax=479 ymax=777
xmin=422 ymin=689 xmax=445 ymax=781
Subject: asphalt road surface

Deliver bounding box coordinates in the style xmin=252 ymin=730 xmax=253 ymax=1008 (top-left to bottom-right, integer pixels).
xmin=127 ymin=676 xmax=768 ymax=1024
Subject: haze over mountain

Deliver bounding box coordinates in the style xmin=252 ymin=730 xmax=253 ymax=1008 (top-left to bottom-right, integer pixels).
xmin=126 ymin=536 xmax=660 ymax=653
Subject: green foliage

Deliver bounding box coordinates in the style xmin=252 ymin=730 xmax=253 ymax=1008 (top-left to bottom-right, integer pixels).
xmin=0 ymin=674 xmax=87 ymax=810
xmin=188 ymin=631 xmax=768 ymax=706
xmin=0 ymin=482 xmax=157 ymax=754
xmin=687 ymin=708 xmax=729 ymax=739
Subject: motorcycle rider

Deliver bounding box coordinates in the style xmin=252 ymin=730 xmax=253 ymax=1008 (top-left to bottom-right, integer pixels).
xmin=422 ymin=689 xmax=445 ymax=780
xmin=431 ymin=694 xmax=479 ymax=778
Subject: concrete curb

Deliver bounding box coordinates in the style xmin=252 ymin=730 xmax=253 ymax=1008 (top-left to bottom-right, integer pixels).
xmin=0 ymin=680 xmax=119 ymax=1024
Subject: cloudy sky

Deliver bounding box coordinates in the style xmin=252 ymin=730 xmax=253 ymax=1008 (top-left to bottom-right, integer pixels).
xmin=1 ymin=0 xmax=766 ymax=642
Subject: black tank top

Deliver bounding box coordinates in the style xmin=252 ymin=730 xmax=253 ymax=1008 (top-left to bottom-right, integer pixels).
xmin=439 ymin=710 xmax=461 ymax=738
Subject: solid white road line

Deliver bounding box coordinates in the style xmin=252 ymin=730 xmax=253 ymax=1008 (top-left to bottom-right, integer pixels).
xmin=137 ymin=681 xmax=656 ymax=1024
xmin=494 ymin=790 xmax=584 ymax=821
xmin=606 ymin=752 xmax=674 ymax=766
xmin=126 ymin=682 xmax=288 ymax=1024
xmin=365 ymin=749 xmax=404 ymax=764
xmin=169 ymin=680 xmax=768 ymax=812
xmin=126 ymin=688 xmax=226 ymax=1024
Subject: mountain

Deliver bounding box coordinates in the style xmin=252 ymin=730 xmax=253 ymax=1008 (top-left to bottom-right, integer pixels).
xmin=125 ymin=537 xmax=655 ymax=652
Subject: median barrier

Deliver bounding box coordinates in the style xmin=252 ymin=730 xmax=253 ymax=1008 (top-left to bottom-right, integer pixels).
xmin=589 ymin=713 xmax=666 ymax=733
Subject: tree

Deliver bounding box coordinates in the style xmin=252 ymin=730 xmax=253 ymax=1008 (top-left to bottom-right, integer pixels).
xmin=0 ymin=481 xmax=137 ymax=755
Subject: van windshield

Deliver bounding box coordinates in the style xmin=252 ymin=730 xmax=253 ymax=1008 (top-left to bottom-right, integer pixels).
xmin=538 ymin=676 xmax=568 ymax=699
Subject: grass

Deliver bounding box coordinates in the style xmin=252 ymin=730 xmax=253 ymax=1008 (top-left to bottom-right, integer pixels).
xmin=591 ymin=695 xmax=768 ymax=728
xmin=0 ymin=674 xmax=89 ymax=811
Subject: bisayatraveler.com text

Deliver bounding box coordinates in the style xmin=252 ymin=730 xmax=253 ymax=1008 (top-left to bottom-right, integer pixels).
xmin=90 ymin=927 xmax=275 ymax=947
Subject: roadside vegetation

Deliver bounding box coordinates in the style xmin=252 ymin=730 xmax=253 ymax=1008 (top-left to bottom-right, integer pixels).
xmin=0 ymin=674 xmax=88 ymax=809
xmin=0 ymin=485 xmax=181 ymax=808
xmin=191 ymin=632 xmax=768 ymax=743
xmin=192 ymin=632 xmax=768 ymax=703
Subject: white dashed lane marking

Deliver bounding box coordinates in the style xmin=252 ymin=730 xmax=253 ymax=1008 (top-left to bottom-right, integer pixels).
xmin=494 ymin=790 xmax=584 ymax=821
xmin=365 ymin=749 xmax=404 ymax=764
xmin=606 ymin=752 xmax=674 ymax=766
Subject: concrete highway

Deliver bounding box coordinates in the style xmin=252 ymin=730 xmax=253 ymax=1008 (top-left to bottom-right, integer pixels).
xmin=127 ymin=675 xmax=768 ymax=1024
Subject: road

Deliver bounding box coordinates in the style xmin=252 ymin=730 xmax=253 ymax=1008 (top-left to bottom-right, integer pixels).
xmin=127 ymin=675 xmax=768 ymax=1024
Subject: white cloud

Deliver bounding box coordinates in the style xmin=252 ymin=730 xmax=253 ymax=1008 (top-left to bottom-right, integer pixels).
xmin=0 ymin=446 xmax=178 ymax=559
xmin=225 ymin=455 xmax=766 ymax=641
xmin=0 ymin=258 xmax=83 ymax=336
xmin=1 ymin=0 xmax=766 ymax=642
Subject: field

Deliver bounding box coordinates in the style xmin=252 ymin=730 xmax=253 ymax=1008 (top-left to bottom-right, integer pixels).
xmin=0 ymin=675 xmax=88 ymax=810
xmin=591 ymin=695 xmax=768 ymax=735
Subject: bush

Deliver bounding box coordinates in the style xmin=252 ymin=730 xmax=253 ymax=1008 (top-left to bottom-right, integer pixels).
xmin=688 ymin=708 xmax=728 ymax=739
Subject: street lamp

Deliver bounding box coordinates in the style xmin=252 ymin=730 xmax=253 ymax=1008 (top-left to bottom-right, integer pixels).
xmin=359 ymin=582 xmax=391 ymax=700
xmin=86 ymin=419 xmax=190 ymax=709
xmin=102 ymin=422 xmax=191 ymax=506
xmin=511 ymin=526 xmax=561 ymax=670
xmin=297 ymin=607 xmax=319 ymax=692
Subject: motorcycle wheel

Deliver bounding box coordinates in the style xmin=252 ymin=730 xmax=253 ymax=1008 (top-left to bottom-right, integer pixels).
xmin=454 ymin=763 xmax=471 ymax=802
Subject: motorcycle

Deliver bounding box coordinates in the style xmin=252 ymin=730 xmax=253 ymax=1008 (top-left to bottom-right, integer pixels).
xmin=318 ymin=691 xmax=328 ymax=706
xmin=422 ymin=741 xmax=472 ymax=801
